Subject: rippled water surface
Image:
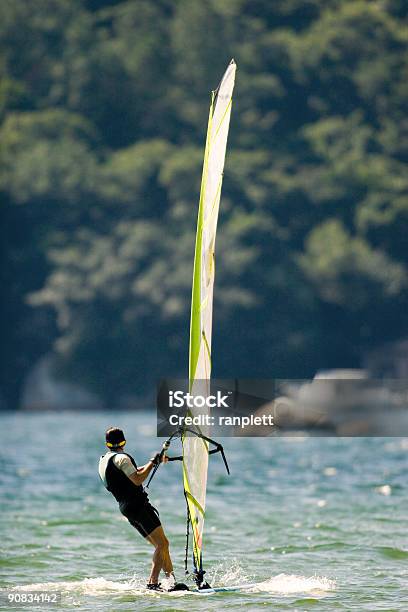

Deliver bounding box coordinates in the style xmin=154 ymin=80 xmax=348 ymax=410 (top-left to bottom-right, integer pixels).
xmin=1 ymin=411 xmax=407 ymax=610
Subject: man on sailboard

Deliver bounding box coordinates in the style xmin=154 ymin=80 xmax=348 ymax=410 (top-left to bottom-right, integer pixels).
xmin=98 ymin=427 xmax=188 ymax=591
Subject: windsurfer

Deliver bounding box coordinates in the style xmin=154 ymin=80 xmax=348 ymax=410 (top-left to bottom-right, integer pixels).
xmin=98 ymin=426 xmax=188 ymax=591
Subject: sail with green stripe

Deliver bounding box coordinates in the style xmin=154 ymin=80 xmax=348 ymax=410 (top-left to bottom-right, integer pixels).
xmin=182 ymin=59 xmax=236 ymax=584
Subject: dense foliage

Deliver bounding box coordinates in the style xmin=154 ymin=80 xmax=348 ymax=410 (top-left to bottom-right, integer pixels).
xmin=1 ymin=0 xmax=408 ymax=408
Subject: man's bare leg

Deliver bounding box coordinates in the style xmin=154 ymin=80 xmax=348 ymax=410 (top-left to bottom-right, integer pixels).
xmin=146 ymin=525 xmax=174 ymax=584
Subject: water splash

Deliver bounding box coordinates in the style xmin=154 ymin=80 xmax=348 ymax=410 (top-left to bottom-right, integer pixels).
xmin=6 ymin=572 xmax=335 ymax=597
xmin=253 ymin=574 xmax=336 ymax=595
xmin=208 ymin=558 xmax=251 ymax=586
xmin=203 ymin=560 xmax=335 ymax=597
xmin=8 ymin=577 xmax=145 ymax=596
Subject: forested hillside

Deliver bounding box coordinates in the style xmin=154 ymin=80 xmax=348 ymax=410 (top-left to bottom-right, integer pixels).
xmin=1 ymin=0 xmax=408 ymax=408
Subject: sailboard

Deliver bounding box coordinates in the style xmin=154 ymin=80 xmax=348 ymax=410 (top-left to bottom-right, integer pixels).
xmin=182 ymin=59 xmax=236 ymax=589
xmin=188 ymin=583 xmax=257 ymax=595
xmin=149 ymin=582 xmax=257 ymax=595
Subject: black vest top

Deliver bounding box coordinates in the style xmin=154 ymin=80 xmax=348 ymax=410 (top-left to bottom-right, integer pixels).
xmin=102 ymin=452 xmax=148 ymax=506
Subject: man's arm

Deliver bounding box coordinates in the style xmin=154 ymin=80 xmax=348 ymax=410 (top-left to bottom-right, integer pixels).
xmin=128 ymin=461 xmax=155 ymax=486
xmin=128 ymin=454 xmax=167 ymax=486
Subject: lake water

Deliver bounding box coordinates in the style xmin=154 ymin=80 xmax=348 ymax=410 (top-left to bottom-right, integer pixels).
xmin=0 ymin=411 xmax=407 ymax=610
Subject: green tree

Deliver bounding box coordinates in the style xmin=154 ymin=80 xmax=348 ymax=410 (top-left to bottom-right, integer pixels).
xmin=1 ymin=0 xmax=408 ymax=407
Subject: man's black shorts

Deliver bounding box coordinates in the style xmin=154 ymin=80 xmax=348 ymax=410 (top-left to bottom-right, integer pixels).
xmin=119 ymin=501 xmax=161 ymax=537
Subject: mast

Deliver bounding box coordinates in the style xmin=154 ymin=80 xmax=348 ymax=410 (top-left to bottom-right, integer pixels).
xmin=182 ymin=59 xmax=236 ymax=588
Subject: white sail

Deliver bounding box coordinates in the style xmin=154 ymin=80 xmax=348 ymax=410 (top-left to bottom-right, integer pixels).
xmin=182 ymin=59 xmax=236 ymax=581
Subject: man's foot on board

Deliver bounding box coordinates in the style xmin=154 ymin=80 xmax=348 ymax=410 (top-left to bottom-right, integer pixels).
xmin=146 ymin=583 xmax=163 ymax=591
xmin=198 ymin=581 xmax=211 ymax=590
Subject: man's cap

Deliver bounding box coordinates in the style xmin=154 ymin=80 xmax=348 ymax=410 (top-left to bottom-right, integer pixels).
xmin=105 ymin=427 xmax=126 ymax=448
